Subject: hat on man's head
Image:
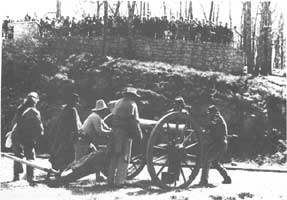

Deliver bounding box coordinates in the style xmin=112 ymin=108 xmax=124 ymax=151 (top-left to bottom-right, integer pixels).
xmin=27 ymin=92 xmax=39 ymax=102
xmin=175 ymin=96 xmax=186 ymax=103
xmin=123 ymin=87 xmax=141 ymax=98
xmin=207 ymin=105 xmax=218 ymax=114
xmin=92 ymin=99 xmax=108 ymax=111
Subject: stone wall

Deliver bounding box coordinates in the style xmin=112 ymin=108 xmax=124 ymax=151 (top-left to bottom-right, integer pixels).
xmin=5 ymin=34 xmax=244 ymax=74
xmin=46 ymin=35 xmax=244 ymax=74
xmin=132 ymin=36 xmax=244 ymax=74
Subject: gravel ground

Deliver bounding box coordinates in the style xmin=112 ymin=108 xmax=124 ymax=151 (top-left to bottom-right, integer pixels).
xmin=1 ymin=156 xmax=286 ymax=200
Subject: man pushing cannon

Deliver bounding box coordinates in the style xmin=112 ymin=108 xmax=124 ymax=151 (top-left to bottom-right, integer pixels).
xmin=107 ymin=87 xmax=143 ymax=187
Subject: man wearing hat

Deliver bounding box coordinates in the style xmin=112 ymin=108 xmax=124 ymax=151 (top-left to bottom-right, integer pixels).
xmin=48 ymin=99 xmax=111 ymax=186
xmin=49 ymin=93 xmax=82 ymax=175
xmin=167 ymin=96 xmax=191 ymax=114
xmin=108 ymin=87 xmax=143 ymax=186
xmin=199 ymin=105 xmax=231 ymax=186
xmin=73 ymin=99 xmax=111 ymax=180
xmin=11 ymin=92 xmax=44 ymax=184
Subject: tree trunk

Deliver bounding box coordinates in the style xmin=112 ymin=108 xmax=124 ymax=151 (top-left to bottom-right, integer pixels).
xmin=140 ymin=1 xmax=142 ymax=18
xmin=209 ymin=1 xmax=214 ymax=22
xmin=97 ymin=1 xmax=101 ymax=18
xmin=114 ymin=1 xmax=121 ymax=17
xmin=256 ymin=2 xmax=272 ymax=76
xmin=189 ymin=1 xmax=193 ymax=20
xmin=127 ymin=1 xmax=136 ymax=58
xmin=179 ymin=1 xmax=182 ymax=18
xmin=242 ymin=1 xmax=253 ymax=73
xmin=102 ymin=1 xmax=108 ymax=56
xmin=56 ymin=0 xmax=61 ymax=18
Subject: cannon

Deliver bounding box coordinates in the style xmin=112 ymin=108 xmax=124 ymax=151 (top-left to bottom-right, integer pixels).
xmin=2 ymin=110 xmax=203 ymax=190
xmin=110 ymin=110 xmax=204 ymax=189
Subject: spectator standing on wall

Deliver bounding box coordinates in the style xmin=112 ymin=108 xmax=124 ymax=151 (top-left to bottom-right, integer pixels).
xmin=25 ymin=13 xmax=31 ymax=21
xmin=2 ymin=16 xmax=9 ymax=39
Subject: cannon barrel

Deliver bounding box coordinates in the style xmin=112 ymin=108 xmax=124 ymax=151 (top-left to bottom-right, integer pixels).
xmin=139 ymin=118 xmax=186 ymax=132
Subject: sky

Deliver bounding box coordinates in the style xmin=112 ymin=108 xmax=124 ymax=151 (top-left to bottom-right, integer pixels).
xmin=0 ymin=0 xmax=286 ymax=28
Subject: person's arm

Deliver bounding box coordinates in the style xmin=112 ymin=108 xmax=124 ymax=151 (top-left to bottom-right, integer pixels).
xmin=133 ymin=102 xmax=140 ymax=121
xmin=69 ymin=107 xmax=81 ymax=141
xmin=92 ymin=115 xmax=111 ymax=137
xmin=132 ymin=103 xmax=143 ymax=140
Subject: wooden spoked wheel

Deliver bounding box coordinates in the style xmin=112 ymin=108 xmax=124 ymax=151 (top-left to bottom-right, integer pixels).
xmin=146 ymin=111 xmax=203 ymax=189
xmin=127 ymin=138 xmax=146 ymax=179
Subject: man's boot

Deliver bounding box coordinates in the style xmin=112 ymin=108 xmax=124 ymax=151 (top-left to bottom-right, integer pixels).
xmin=13 ymin=174 xmax=20 ymax=181
xmin=222 ymin=175 xmax=232 ymax=184
xmin=213 ymin=161 xmax=231 ymax=184
xmin=13 ymin=161 xmax=23 ymax=181
xmin=26 ymin=166 xmax=35 ymax=184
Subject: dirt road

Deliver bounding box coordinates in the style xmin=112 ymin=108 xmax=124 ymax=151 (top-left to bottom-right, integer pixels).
xmin=0 ymin=156 xmax=286 ymax=200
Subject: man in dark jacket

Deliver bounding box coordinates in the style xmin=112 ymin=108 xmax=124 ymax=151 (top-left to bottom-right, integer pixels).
xmin=12 ymin=92 xmax=44 ymax=184
xmin=49 ymin=93 xmax=82 ymax=174
xmin=199 ymin=105 xmax=231 ymax=186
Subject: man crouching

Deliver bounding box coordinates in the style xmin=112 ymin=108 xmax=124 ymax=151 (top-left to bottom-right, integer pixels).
xmin=199 ymin=105 xmax=231 ymax=186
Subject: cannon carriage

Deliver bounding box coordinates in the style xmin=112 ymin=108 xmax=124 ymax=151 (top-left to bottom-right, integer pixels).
xmin=2 ymin=108 xmax=203 ymax=190
xmin=105 ymin=110 xmax=204 ymax=189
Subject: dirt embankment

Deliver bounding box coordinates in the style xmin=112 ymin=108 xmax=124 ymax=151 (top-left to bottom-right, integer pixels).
xmin=1 ymin=40 xmax=286 ymax=160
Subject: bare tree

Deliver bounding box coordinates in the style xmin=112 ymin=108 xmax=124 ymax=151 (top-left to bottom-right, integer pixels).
xmin=209 ymin=1 xmax=214 ymax=22
xmin=56 ymin=0 xmax=62 ymax=18
xmin=255 ymin=1 xmax=272 ymax=75
xmin=242 ymin=1 xmax=253 ymax=73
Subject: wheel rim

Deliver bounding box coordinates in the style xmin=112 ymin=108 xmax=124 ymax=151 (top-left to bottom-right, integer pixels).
xmin=146 ymin=112 xmax=202 ymax=189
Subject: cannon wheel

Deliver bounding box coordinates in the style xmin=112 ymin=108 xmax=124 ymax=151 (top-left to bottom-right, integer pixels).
xmin=127 ymin=139 xmax=146 ymax=180
xmin=146 ymin=112 xmax=203 ymax=189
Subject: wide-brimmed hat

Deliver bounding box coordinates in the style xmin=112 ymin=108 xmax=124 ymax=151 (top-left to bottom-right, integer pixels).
xmin=123 ymin=87 xmax=141 ymax=98
xmin=27 ymin=92 xmax=39 ymax=101
xmin=174 ymin=96 xmax=186 ymax=106
xmin=92 ymin=99 xmax=108 ymax=111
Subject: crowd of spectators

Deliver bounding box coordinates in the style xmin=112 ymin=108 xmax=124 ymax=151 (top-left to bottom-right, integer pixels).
xmin=2 ymin=13 xmax=236 ymax=45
